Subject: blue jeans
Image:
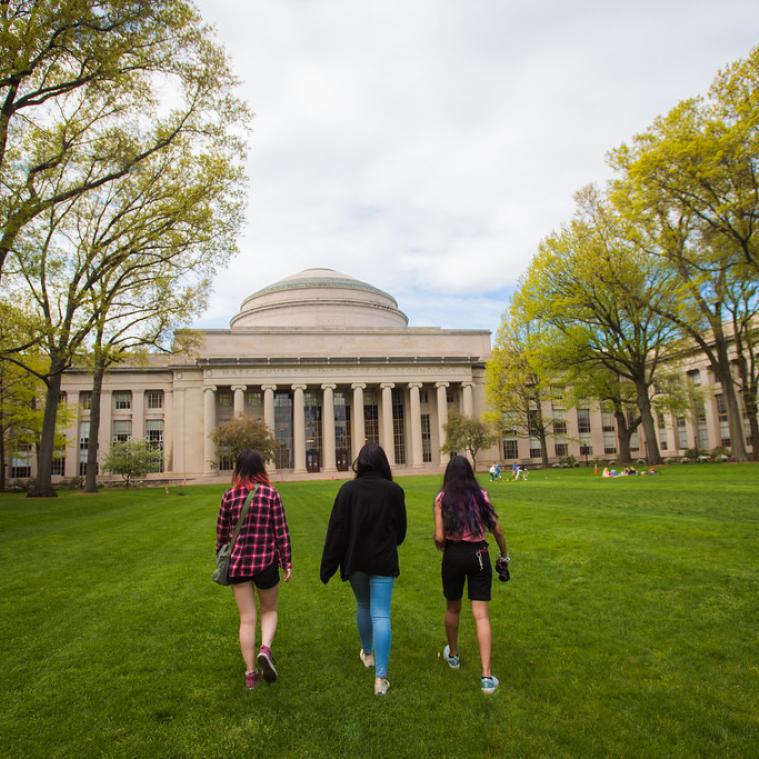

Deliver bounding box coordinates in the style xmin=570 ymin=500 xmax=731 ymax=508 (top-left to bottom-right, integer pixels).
xmin=349 ymin=572 xmax=394 ymax=678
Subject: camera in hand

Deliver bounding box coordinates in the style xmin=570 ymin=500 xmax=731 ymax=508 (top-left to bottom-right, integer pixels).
xmin=496 ymin=556 xmax=510 ymax=582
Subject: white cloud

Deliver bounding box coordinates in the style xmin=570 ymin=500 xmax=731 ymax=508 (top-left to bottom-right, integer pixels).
xmin=193 ymin=0 xmax=758 ymax=334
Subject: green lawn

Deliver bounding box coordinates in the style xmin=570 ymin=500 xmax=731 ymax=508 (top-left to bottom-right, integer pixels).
xmin=1 ymin=465 xmax=758 ymax=758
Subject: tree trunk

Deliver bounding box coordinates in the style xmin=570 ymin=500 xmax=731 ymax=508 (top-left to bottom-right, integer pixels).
xmin=709 ymin=330 xmax=748 ymax=462
xmin=28 ymin=371 xmax=62 ymax=497
xmin=84 ymin=359 xmax=106 ymax=492
xmin=0 ymin=368 xmax=5 ymax=492
xmin=634 ymin=380 xmax=662 ymax=465
xmin=614 ymin=408 xmax=632 ymax=464
xmin=733 ymin=346 xmax=758 ymax=461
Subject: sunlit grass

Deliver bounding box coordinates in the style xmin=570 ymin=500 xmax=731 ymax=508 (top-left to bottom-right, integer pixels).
xmin=1 ymin=464 xmax=757 ymax=757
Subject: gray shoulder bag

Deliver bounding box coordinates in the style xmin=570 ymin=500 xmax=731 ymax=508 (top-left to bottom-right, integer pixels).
xmin=212 ymin=485 xmax=259 ymax=586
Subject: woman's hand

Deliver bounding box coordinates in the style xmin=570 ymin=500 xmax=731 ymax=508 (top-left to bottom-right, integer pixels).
xmin=283 ymin=566 xmax=292 ymax=583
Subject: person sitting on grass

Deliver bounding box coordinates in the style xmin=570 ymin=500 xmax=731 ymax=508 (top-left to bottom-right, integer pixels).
xmin=215 ymin=449 xmax=292 ymax=691
xmin=433 ymin=455 xmax=509 ymax=695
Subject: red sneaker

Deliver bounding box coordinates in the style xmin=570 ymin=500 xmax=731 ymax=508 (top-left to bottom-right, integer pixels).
xmin=256 ymin=646 xmax=278 ymax=683
xmin=244 ymin=670 xmax=259 ymax=690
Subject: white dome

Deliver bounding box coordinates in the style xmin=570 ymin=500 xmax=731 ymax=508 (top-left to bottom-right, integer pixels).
xmin=230 ymin=268 xmax=409 ymax=329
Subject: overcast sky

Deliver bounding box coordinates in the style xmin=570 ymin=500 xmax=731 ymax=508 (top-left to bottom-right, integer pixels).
xmin=191 ymin=0 xmax=757 ymax=335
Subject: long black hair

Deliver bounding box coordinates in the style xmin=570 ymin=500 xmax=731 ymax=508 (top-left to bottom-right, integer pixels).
xmin=352 ymin=442 xmax=393 ymax=481
xmin=439 ymin=455 xmax=497 ymax=535
xmin=233 ymin=448 xmax=271 ymax=488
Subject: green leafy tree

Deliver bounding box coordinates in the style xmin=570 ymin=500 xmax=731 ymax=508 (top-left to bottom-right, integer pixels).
xmin=0 ymin=2 xmax=249 ymax=496
xmin=609 ymin=46 xmax=758 ymax=460
xmin=519 ymin=188 xmax=683 ymax=465
xmin=211 ymin=416 xmax=278 ymax=466
xmin=441 ymin=409 xmax=499 ymax=474
xmin=103 ymin=439 xmax=161 ymax=488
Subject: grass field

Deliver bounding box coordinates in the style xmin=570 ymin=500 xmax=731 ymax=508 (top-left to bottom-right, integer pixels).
xmin=1 ymin=464 xmax=758 ymax=758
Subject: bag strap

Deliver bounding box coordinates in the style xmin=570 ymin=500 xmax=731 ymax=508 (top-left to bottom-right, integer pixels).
xmin=229 ymin=484 xmax=259 ymax=550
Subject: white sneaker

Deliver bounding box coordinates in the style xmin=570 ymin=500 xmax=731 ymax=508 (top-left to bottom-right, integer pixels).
xmin=374 ymin=677 xmax=390 ymax=696
xmin=359 ymin=649 xmax=375 ymax=668
xmin=442 ymin=644 xmax=460 ymax=669
xmin=481 ymin=675 xmax=500 ymax=694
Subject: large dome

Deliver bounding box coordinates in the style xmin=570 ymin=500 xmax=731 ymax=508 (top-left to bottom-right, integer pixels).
xmin=230 ymin=268 xmax=409 ymax=329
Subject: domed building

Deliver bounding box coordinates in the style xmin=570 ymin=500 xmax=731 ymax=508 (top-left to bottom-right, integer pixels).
xmin=56 ymin=268 xmax=493 ymax=480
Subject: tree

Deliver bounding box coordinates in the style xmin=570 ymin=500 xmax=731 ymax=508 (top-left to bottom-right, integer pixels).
xmin=211 ymin=416 xmax=278 ymax=466
xmin=1 ymin=2 xmax=249 ymax=496
xmin=103 ymin=439 xmax=161 ymax=488
xmin=519 ymin=188 xmax=684 ymax=465
xmin=486 ymin=307 xmax=563 ymax=466
xmin=609 ymin=46 xmax=758 ymax=460
xmin=0 ymin=0 xmax=250 ymax=285
xmin=441 ymin=409 xmax=499 ymax=474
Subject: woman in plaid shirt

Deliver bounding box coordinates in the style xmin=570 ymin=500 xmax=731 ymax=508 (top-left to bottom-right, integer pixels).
xmin=216 ymin=449 xmax=292 ymax=690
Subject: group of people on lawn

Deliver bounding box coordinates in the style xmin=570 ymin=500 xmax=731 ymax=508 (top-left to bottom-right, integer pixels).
xmin=488 ymin=462 xmax=528 ymax=481
xmin=215 ymin=444 xmax=510 ymax=697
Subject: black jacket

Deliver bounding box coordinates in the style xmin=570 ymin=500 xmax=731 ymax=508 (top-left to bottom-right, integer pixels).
xmin=320 ymin=472 xmax=407 ymax=583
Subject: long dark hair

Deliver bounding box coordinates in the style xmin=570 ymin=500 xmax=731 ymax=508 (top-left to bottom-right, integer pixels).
xmin=439 ymin=455 xmax=496 ymax=535
xmin=352 ymin=442 xmax=393 ymax=481
xmin=233 ymin=448 xmax=271 ymax=489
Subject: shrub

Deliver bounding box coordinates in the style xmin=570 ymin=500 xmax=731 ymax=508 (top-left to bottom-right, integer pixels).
xmin=104 ymin=440 xmax=162 ymax=488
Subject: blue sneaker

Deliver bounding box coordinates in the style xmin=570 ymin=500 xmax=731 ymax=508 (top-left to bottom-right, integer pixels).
xmin=442 ymin=645 xmax=460 ymax=669
xmin=481 ymin=675 xmax=499 ymax=694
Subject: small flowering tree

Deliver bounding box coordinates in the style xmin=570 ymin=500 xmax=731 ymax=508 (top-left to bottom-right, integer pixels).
xmin=104 ymin=440 xmax=162 ymax=488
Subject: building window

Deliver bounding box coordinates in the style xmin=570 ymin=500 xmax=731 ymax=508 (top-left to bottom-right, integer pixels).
xmin=657 ymin=412 xmax=668 ymax=451
xmin=392 ymin=388 xmax=406 ymax=465
xmin=216 ymin=388 xmax=233 ymax=408
xmin=446 ymin=389 xmax=455 ymax=405
xmin=146 ymin=390 xmax=163 ymax=410
xmin=421 ymin=414 xmax=432 ymax=463
xmin=246 ymin=390 xmax=263 ymax=412
xmin=687 ymin=369 xmax=701 ymax=387
xmin=51 ymin=455 xmax=65 ymax=476
xmin=80 ymin=391 xmax=92 ymax=411
xmin=630 ymin=430 xmax=640 ymax=452
xmin=112 ymin=420 xmax=132 ymax=443
xmin=419 ymin=390 xmax=429 ymax=404
xmin=604 ymin=445 xmax=617 ymax=455
xmin=695 ymin=403 xmax=709 ymax=449
xmin=364 ymin=390 xmax=379 ymax=445
xmin=274 ymin=392 xmax=293 ymax=469
xmin=304 ymin=391 xmax=322 ymax=471
xmin=529 ymin=437 xmax=541 ymax=459
xmin=554 ymin=443 xmax=568 ymax=457
xmin=601 ymin=412 xmax=615 ymax=433
xmin=553 ymin=419 xmax=567 ymax=435
xmin=502 ymin=439 xmax=518 ymax=459
xmin=677 ymin=416 xmax=688 ymax=449
xmin=113 ymin=391 xmax=131 ymax=410
xmin=579 ymin=444 xmax=593 ymax=457
xmin=145 ymin=419 xmax=164 ymax=473
xmin=79 ymin=421 xmax=90 ymax=476
xmin=334 ymin=391 xmax=352 ymax=471
xmin=715 ymin=394 xmax=730 ymax=447
xmin=218 ymin=450 xmax=234 ymax=471
xmin=577 ymin=409 xmax=591 ymax=434
xmin=11 ymin=445 xmax=32 ymax=478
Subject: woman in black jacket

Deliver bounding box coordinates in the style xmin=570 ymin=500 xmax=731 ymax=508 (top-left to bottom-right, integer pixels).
xmin=320 ymin=443 xmax=406 ymax=696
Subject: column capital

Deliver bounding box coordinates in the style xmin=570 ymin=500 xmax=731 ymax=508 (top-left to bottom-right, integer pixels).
xmin=461 ymin=381 xmax=474 ymax=388
xmin=291 ymin=383 xmax=307 ymax=391
xmin=261 ymin=384 xmax=277 ymax=392
xmin=435 ymin=381 xmax=450 ymax=389
xmin=408 ymin=382 xmax=423 ymax=389
xmin=230 ymin=384 xmax=247 ymax=392
xmin=351 ymin=382 xmax=367 ymax=390
xmin=380 ymin=382 xmax=395 ymax=390
xmin=321 ymin=383 xmax=337 ymax=391
xmin=203 ymin=385 xmax=217 ymax=393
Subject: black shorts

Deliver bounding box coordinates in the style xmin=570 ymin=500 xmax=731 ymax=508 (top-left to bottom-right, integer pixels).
xmin=229 ymin=562 xmax=279 ymax=590
xmin=442 ymin=541 xmax=492 ymax=602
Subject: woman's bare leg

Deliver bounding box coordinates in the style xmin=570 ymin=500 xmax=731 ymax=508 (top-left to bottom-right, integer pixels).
xmin=232 ymin=582 xmax=257 ymax=672
xmin=257 ymin=584 xmax=280 ymax=649
xmin=471 ymin=600 xmax=492 ymax=676
xmin=445 ymin=599 xmax=462 ymax=655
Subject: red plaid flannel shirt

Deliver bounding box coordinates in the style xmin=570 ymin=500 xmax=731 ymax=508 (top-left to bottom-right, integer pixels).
xmin=216 ymin=484 xmax=292 ymax=577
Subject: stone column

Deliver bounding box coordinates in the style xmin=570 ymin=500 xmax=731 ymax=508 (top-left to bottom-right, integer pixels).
xmin=203 ymin=386 xmax=217 ymax=474
xmin=262 ymin=384 xmax=277 ymax=471
xmin=132 ymin=389 xmax=145 ymax=441
xmin=409 ymin=382 xmax=424 ymax=467
xmin=380 ymin=383 xmax=395 ymax=466
xmin=461 ymin=382 xmax=474 ymax=417
xmin=64 ymin=397 xmax=79 ymax=477
xmin=436 ymin=382 xmax=449 ymax=466
xmin=99 ymin=390 xmax=112 ymax=455
xmin=292 ymin=384 xmax=307 ymax=473
xmin=351 ymin=383 xmax=366 ymax=459
xmin=322 ymin=383 xmax=337 ymax=472
xmin=163 ymin=388 xmax=174 ymax=474
xmin=231 ymin=385 xmax=247 ymax=418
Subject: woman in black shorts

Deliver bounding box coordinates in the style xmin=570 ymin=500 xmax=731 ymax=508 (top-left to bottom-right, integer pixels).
xmin=433 ymin=455 xmax=508 ymax=694
xmin=216 ymin=449 xmax=292 ymax=690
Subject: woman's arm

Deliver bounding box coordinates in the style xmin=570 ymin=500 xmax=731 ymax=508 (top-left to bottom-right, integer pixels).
xmin=215 ymin=492 xmax=231 ymax=553
xmin=271 ymin=490 xmax=293 ymax=580
xmin=491 ymin=519 xmax=508 ymax=558
xmin=319 ymin=487 xmax=348 ymax=583
xmin=433 ymin=496 xmax=445 ymax=551
xmin=396 ymin=487 xmax=407 ymax=546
